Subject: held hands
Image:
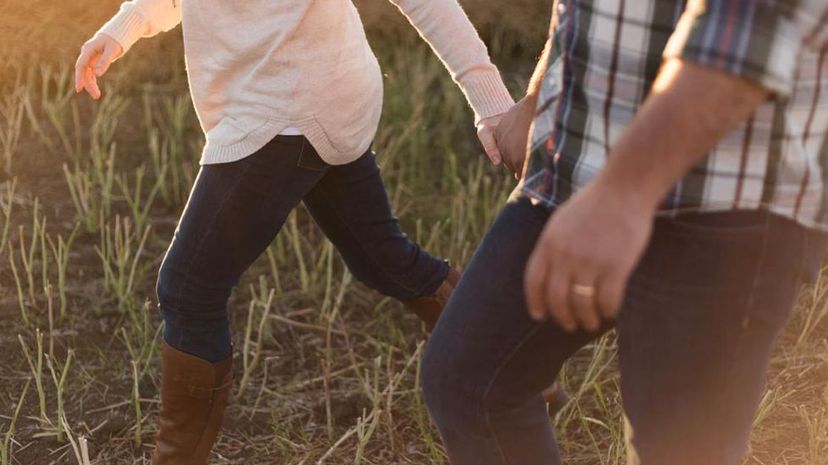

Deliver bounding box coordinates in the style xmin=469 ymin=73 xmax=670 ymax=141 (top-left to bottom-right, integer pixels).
xmin=74 ymin=34 xmax=123 ymax=100
xmin=524 ymin=181 xmax=654 ymax=332
xmin=477 ymin=95 xmax=535 ymax=178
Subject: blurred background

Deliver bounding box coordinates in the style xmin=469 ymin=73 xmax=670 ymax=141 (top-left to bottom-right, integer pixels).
xmin=0 ymin=1 xmax=825 ymax=464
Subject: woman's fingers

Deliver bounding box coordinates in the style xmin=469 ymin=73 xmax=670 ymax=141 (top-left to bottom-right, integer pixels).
xmin=83 ymin=55 xmax=102 ymax=100
xmin=477 ymin=125 xmax=502 ymax=166
xmin=75 ymin=45 xmax=97 ymax=93
xmin=75 ymin=36 xmax=121 ymax=99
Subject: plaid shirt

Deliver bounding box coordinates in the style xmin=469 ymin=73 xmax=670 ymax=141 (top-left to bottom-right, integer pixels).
xmin=522 ymin=0 xmax=828 ymax=230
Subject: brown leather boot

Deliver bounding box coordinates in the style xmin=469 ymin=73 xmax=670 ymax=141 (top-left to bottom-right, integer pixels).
xmin=403 ymin=267 xmax=461 ymax=332
xmin=151 ymin=342 xmax=233 ymax=465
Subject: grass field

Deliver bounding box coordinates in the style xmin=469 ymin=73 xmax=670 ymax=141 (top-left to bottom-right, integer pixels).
xmin=1 ymin=1 xmax=827 ymax=464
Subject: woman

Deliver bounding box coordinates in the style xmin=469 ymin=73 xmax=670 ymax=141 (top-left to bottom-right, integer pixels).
xmin=75 ymin=0 xmax=513 ymax=463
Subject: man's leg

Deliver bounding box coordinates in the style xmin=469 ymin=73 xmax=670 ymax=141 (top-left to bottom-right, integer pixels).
xmin=302 ymin=149 xmax=449 ymax=303
xmin=617 ymin=211 xmax=824 ymax=465
xmin=421 ymin=197 xmax=609 ymax=465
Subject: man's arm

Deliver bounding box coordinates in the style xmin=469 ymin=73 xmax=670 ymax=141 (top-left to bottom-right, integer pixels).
xmin=528 ymin=20 xmax=556 ymax=98
xmin=596 ymin=60 xmax=768 ymax=213
xmin=590 ymin=0 xmax=828 ymax=202
xmin=524 ymin=59 xmax=767 ymax=330
xmin=493 ymin=37 xmax=553 ymax=177
xmin=524 ymin=0 xmax=821 ymax=331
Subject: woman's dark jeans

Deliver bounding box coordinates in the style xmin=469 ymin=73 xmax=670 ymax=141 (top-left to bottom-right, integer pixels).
xmin=422 ymin=196 xmax=826 ymax=465
xmin=157 ymin=135 xmax=448 ymax=362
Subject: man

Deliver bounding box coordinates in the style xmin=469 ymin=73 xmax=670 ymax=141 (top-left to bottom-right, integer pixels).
xmin=421 ymin=0 xmax=827 ymax=464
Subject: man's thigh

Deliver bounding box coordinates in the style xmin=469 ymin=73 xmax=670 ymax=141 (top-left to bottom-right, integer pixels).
xmin=617 ymin=211 xmax=816 ymax=465
xmin=423 ymin=198 xmax=609 ymax=464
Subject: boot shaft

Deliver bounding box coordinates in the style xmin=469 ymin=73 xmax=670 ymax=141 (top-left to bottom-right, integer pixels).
xmin=152 ymin=342 xmax=233 ymax=465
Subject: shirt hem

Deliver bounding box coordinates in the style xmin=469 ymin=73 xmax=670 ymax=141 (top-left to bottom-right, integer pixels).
xmin=518 ymin=187 xmax=828 ymax=233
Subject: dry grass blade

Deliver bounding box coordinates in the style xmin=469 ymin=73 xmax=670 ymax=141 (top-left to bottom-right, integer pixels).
xmin=0 ymin=1 xmax=824 ymax=463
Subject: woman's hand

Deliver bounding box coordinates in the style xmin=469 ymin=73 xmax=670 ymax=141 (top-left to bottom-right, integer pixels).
xmin=476 ymin=114 xmax=505 ymax=166
xmin=74 ymin=34 xmax=123 ymax=100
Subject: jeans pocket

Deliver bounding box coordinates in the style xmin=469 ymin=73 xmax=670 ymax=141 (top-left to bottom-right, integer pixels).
xmin=296 ymin=139 xmax=330 ymax=172
xmin=801 ymin=230 xmax=828 ymax=284
xmin=740 ymin=216 xmax=817 ymax=330
xmin=664 ymin=210 xmax=771 ymax=237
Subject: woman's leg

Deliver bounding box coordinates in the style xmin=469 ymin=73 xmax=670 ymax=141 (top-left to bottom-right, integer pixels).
xmin=151 ymin=136 xmax=328 ymax=465
xmin=302 ymin=149 xmax=450 ymax=303
xmin=158 ymin=136 xmax=328 ymax=362
xmin=421 ymin=197 xmax=609 ymax=465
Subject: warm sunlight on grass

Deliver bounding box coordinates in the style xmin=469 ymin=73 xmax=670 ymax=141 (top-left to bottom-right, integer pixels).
xmin=0 ymin=1 xmax=826 ymax=464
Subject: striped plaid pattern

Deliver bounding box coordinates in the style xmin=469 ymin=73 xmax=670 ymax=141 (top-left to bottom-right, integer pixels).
xmin=522 ymin=0 xmax=828 ymax=230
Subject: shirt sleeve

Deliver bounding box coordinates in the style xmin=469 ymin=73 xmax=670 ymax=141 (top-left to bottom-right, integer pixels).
xmin=388 ymin=0 xmax=515 ymax=123
xmin=663 ymin=0 xmax=827 ymax=97
xmin=97 ymin=0 xmax=183 ymax=54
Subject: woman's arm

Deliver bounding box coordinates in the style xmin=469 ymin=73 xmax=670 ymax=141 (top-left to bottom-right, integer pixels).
xmin=75 ymin=0 xmax=182 ymax=99
xmin=389 ymin=0 xmax=514 ymax=124
xmin=99 ymin=0 xmax=183 ymax=55
xmin=388 ymin=0 xmax=515 ymax=164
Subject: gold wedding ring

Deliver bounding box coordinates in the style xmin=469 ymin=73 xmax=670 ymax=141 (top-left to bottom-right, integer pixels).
xmin=571 ymin=283 xmax=596 ymax=298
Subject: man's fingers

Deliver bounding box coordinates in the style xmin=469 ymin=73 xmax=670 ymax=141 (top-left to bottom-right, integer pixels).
xmin=570 ymin=273 xmax=601 ymax=332
xmin=524 ymin=248 xmax=549 ymax=321
xmin=597 ymin=270 xmax=626 ymax=319
xmin=545 ymin=264 xmax=577 ymax=332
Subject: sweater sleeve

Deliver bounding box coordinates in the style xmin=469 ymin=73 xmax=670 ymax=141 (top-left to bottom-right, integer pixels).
xmin=97 ymin=0 xmax=182 ymax=54
xmin=388 ymin=0 xmax=515 ymax=123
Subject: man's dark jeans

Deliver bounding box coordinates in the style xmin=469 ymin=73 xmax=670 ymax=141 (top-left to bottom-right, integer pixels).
xmin=422 ymin=197 xmax=825 ymax=465
xmin=158 ymin=135 xmax=448 ymax=362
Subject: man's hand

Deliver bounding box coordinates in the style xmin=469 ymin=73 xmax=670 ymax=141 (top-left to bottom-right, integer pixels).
xmin=75 ymin=34 xmax=123 ymax=100
xmin=524 ymin=181 xmax=653 ymax=332
xmin=493 ymin=95 xmax=536 ymax=179
xmin=523 ymin=60 xmax=768 ymax=332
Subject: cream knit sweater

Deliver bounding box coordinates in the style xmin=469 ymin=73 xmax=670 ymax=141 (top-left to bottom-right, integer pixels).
xmin=99 ymin=0 xmax=515 ymax=165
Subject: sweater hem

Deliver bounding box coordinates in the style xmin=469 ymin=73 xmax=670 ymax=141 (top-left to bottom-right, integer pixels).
xmin=200 ymin=117 xmax=369 ymax=166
